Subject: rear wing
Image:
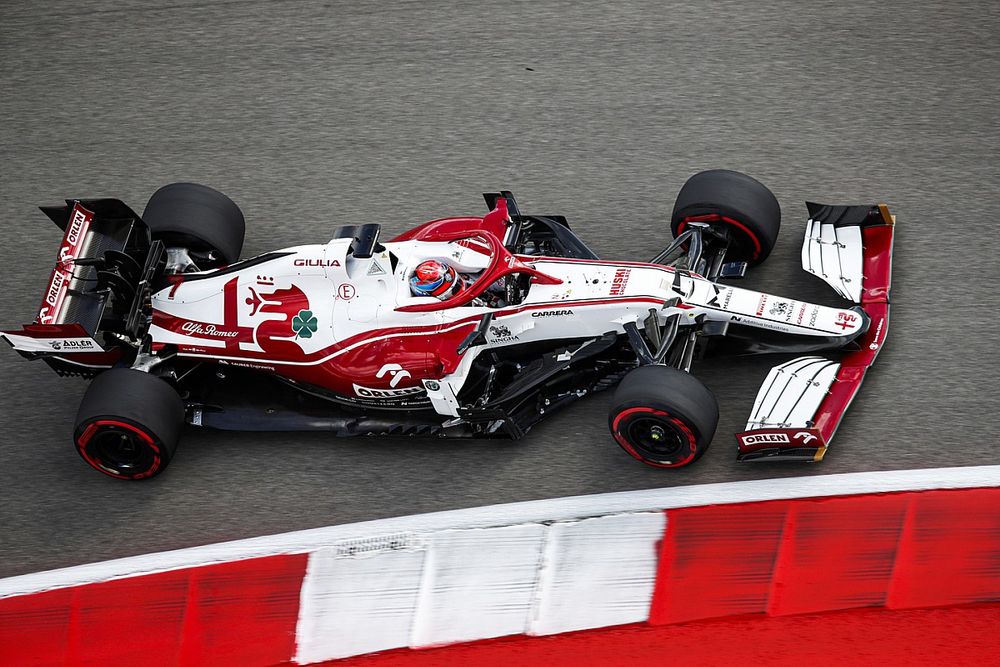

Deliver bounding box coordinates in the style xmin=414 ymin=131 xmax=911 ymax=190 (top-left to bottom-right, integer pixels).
xmin=1 ymin=199 xmax=161 ymax=375
xmin=737 ymin=203 xmax=894 ymax=462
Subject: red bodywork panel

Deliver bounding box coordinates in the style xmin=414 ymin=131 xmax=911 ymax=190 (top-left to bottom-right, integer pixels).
xmin=152 ymin=272 xmax=482 ymax=395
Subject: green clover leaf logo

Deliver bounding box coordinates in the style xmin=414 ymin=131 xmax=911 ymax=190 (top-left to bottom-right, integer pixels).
xmin=292 ymin=309 xmax=318 ymax=339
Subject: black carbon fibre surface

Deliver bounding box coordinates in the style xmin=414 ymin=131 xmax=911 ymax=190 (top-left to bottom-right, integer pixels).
xmin=1 ymin=0 xmax=998 ymax=578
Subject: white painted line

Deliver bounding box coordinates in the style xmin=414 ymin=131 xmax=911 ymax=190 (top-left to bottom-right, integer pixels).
xmin=294 ymin=537 xmax=427 ymax=664
xmin=410 ymin=524 xmax=546 ymax=647
xmin=2 ymin=465 xmax=998 ymax=599
xmin=529 ymin=512 xmax=664 ymax=635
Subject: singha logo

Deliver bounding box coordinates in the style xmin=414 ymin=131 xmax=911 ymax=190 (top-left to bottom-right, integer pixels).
xmin=769 ymin=302 xmax=790 ymax=316
xmin=489 ymin=324 xmax=519 ymax=343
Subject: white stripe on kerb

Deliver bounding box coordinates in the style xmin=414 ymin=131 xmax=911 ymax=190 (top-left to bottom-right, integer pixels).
xmin=528 ymin=512 xmax=665 ymax=635
xmin=293 ymin=513 xmax=665 ymax=664
xmin=294 ymin=538 xmax=426 ymax=663
xmin=410 ymin=524 xmax=546 ymax=647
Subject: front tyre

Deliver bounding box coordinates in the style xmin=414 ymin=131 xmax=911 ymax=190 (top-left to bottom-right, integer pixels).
xmin=671 ymin=169 xmax=781 ymax=265
xmin=608 ymin=365 xmax=718 ymax=468
xmin=74 ymin=369 xmax=185 ymax=480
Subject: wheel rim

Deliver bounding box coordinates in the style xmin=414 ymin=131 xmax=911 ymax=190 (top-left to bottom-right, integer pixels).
xmin=612 ymin=407 xmax=699 ymax=467
xmin=77 ymin=420 xmax=161 ymax=479
xmin=625 ymin=416 xmax=688 ymax=460
xmin=677 ymin=214 xmax=763 ymax=262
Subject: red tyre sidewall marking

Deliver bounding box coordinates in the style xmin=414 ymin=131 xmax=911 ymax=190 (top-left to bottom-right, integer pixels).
xmin=76 ymin=419 xmax=162 ymax=480
xmin=677 ymin=214 xmax=763 ymax=260
xmin=611 ymin=407 xmax=698 ymax=468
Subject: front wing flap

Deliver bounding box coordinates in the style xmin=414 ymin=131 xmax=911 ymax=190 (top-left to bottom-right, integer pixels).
xmin=801 ymin=202 xmax=894 ymax=304
xmin=736 ymin=356 xmax=839 ymax=461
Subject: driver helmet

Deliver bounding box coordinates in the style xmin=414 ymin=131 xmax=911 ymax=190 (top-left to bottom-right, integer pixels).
xmin=409 ymin=259 xmax=464 ymax=300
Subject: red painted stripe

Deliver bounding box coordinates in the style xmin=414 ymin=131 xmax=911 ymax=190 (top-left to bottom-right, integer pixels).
xmin=176 ymin=554 xmax=307 ymax=666
xmin=767 ymin=493 xmax=909 ymax=615
xmin=0 ymin=586 xmax=74 ymax=666
xmin=650 ymin=490 xmax=1000 ymax=626
xmin=886 ymin=488 xmax=1000 ymax=608
xmin=650 ymin=501 xmax=789 ymax=623
xmin=71 ymin=569 xmax=190 ymax=665
xmin=324 ymin=604 xmax=1000 ymax=667
xmin=0 ymin=554 xmax=307 ymax=667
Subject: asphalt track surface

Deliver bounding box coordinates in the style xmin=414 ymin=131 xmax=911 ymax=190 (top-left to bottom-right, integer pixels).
xmin=1 ymin=1 xmax=998 ymax=578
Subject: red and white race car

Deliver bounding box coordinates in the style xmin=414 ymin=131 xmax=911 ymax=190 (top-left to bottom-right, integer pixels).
xmin=2 ymin=170 xmax=894 ymax=479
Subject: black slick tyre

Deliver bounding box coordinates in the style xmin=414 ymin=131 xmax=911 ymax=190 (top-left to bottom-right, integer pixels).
xmin=74 ymin=369 xmax=185 ymax=480
xmin=608 ymin=365 xmax=718 ymax=468
xmin=670 ymin=169 xmax=781 ymax=265
xmin=143 ymin=182 xmax=245 ymax=265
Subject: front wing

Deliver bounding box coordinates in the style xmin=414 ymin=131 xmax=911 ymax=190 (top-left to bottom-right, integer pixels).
xmin=736 ymin=202 xmax=894 ymax=462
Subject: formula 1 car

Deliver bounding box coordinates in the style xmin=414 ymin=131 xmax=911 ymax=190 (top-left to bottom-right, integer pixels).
xmin=1 ymin=171 xmax=894 ymax=479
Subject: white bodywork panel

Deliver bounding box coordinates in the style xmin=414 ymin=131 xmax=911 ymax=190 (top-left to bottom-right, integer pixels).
xmin=744 ymin=356 xmax=840 ymax=430
xmin=802 ymin=219 xmax=863 ymax=302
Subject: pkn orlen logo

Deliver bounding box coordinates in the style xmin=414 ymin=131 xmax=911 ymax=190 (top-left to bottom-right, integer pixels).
xmin=375 ymin=363 xmax=412 ymax=388
xmin=740 ymin=430 xmax=820 ymax=448
xmin=353 ymin=363 xmax=423 ymax=399
xmin=292 ymin=310 xmax=318 ymax=339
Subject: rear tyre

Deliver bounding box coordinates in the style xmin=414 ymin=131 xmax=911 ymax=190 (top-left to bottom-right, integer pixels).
xmin=671 ymin=169 xmax=781 ymax=265
xmin=608 ymin=365 xmax=718 ymax=468
xmin=74 ymin=369 xmax=185 ymax=480
xmin=143 ymin=182 xmax=245 ymax=266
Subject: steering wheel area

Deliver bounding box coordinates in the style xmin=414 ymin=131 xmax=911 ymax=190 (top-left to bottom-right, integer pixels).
xmin=396 ymin=229 xmax=562 ymax=313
